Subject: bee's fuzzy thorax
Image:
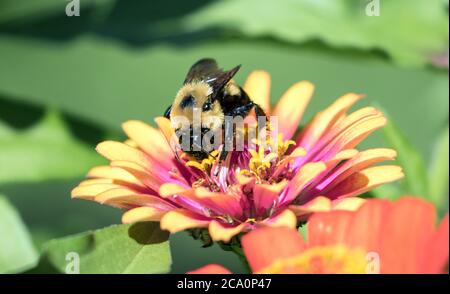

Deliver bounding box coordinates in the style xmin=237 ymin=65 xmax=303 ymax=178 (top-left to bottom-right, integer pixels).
xmin=224 ymin=80 xmax=241 ymax=96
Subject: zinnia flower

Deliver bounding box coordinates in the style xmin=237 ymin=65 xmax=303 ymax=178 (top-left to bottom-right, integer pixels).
xmin=71 ymin=70 xmax=403 ymax=242
xmin=189 ymin=197 xmax=449 ymax=274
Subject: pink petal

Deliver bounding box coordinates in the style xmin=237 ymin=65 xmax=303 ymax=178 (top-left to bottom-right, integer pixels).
xmin=273 ymin=81 xmax=314 ymax=140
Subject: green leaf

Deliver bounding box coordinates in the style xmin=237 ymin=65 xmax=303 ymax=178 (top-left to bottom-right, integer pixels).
xmin=0 ymin=0 xmax=116 ymax=25
xmin=428 ymin=126 xmax=449 ymax=207
xmin=0 ymin=0 xmax=66 ymax=24
xmin=381 ymin=116 xmax=429 ymax=197
xmin=33 ymin=222 xmax=171 ymax=274
xmin=183 ymin=0 xmax=449 ymax=67
xmin=0 ymin=109 xmax=104 ymax=184
xmin=298 ymin=223 xmax=308 ymax=240
xmin=0 ymin=195 xmax=38 ymax=273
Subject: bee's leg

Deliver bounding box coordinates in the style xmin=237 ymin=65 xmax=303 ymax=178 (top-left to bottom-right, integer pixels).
xmin=164 ymin=105 xmax=172 ymax=118
xmin=213 ymin=149 xmax=228 ymax=176
xmin=228 ymin=102 xmax=266 ymax=120
xmin=253 ymin=103 xmax=267 ymax=118
xmin=253 ymin=103 xmax=267 ymax=133
xmin=227 ymin=102 xmax=268 ymax=140
xmin=219 ymin=150 xmax=229 ymax=162
xmin=228 ymin=102 xmax=254 ymax=117
xmin=218 ymin=128 xmax=232 ymax=164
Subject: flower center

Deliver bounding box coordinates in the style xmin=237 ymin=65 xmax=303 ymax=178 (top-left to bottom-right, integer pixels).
xmin=256 ymin=245 xmax=368 ymax=274
xmin=186 ymin=150 xmax=220 ymax=173
xmin=240 ymin=133 xmax=296 ymax=183
xmin=182 ymin=124 xmax=304 ymax=220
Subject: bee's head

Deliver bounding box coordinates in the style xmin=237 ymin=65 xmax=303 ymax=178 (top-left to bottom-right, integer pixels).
xmin=169 ymin=63 xmax=240 ymax=156
xmin=175 ymin=125 xmax=221 ymax=158
xmin=171 ymin=81 xmax=211 ymax=120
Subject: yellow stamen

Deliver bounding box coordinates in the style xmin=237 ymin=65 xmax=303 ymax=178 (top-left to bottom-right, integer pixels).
xmin=241 ymin=133 xmax=295 ymax=182
xmin=192 ymin=178 xmax=206 ymax=188
xmin=186 ymin=161 xmax=206 ymax=171
xmin=186 ymin=150 xmax=220 ymax=172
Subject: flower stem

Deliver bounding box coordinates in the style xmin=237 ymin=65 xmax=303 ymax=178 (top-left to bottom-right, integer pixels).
xmin=218 ymin=240 xmax=251 ymax=273
xmin=231 ymin=245 xmax=252 ymax=274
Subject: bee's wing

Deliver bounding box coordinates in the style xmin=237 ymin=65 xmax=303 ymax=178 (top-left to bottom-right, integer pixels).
xmin=183 ymin=58 xmax=221 ymax=84
xmin=208 ymin=65 xmax=241 ymax=95
xmin=184 ymin=58 xmax=241 ymax=102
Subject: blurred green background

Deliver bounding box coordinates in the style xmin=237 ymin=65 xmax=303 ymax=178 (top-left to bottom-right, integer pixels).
xmin=0 ymin=0 xmax=448 ymax=273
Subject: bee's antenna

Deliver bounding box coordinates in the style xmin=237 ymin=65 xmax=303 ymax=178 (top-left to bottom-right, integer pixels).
xmin=174 ymin=146 xmax=182 ymax=162
xmin=214 ymin=149 xmax=229 ymax=177
xmin=173 ymin=142 xmax=183 ymax=163
xmin=164 ymin=134 xmax=183 ymax=163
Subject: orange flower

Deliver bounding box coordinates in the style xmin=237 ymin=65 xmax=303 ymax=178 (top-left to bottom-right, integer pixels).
xmin=189 ymin=197 xmax=449 ymax=274
xmin=72 ymin=70 xmax=403 ymax=242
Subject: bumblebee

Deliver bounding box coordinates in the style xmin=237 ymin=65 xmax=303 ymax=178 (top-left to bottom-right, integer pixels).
xmin=164 ymin=58 xmax=267 ymax=161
